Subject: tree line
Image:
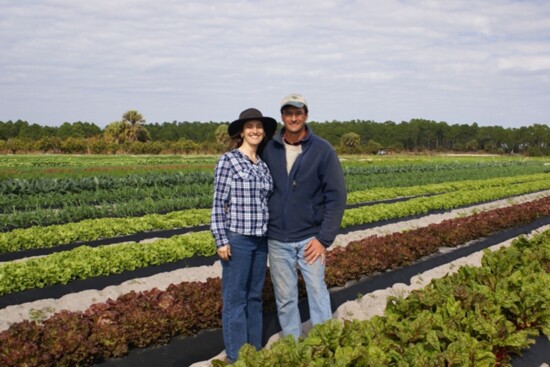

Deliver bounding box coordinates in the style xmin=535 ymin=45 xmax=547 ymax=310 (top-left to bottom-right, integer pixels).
xmin=1 ymin=111 xmax=548 ymax=156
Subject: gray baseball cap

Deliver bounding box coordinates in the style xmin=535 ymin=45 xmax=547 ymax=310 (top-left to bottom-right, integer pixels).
xmin=280 ymin=93 xmax=308 ymax=109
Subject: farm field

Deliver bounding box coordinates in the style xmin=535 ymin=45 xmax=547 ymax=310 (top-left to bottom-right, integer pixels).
xmin=0 ymin=154 xmax=549 ymax=367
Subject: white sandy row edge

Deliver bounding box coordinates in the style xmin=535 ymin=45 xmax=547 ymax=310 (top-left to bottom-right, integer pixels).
xmin=1 ymin=190 xmax=549 ymax=332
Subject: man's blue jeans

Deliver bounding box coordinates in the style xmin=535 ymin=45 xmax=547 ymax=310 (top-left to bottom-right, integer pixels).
xmin=268 ymin=237 xmax=332 ymax=339
xmin=221 ymin=231 xmax=268 ymax=362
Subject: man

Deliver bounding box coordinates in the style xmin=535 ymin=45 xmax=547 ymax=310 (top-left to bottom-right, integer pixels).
xmin=261 ymin=93 xmax=347 ymax=339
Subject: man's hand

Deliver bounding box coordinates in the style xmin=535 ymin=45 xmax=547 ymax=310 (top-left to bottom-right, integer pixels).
xmin=304 ymin=238 xmax=326 ymax=265
xmin=217 ymin=244 xmax=231 ymax=261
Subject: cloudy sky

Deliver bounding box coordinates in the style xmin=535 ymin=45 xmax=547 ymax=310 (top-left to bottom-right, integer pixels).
xmin=1 ymin=0 xmax=549 ymax=128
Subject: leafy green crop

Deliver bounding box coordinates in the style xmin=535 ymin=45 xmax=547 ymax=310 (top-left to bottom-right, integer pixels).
xmin=0 ymin=209 xmax=210 ymax=254
xmin=342 ymin=178 xmax=550 ymax=227
xmin=347 ymin=173 xmax=549 ymax=204
xmin=1 ymin=198 xmax=548 ymax=367
xmin=0 ymin=231 xmax=215 ymax=296
xmin=2 ymin=175 xmax=549 ymax=254
xmin=228 ymin=230 xmax=550 ymax=366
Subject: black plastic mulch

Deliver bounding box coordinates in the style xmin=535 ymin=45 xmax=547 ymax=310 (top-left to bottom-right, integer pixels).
xmin=93 ymin=217 xmax=550 ymax=367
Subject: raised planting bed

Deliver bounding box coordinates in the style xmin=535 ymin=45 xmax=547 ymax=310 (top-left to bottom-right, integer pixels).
xmin=1 ymin=196 xmax=549 ymax=367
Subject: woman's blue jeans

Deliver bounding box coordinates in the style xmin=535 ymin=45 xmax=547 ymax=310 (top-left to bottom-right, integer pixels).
xmin=268 ymin=237 xmax=332 ymax=339
xmin=221 ymin=231 xmax=268 ymax=362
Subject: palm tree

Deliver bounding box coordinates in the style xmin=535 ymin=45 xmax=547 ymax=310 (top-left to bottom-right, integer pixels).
xmin=104 ymin=110 xmax=151 ymax=144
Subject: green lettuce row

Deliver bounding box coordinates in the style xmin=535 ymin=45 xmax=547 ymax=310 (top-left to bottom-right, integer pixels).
xmin=2 ymin=177 xmax=550 ymax=256
xmin=0 ymin=231 xmax=215 ymax=296
xmin=342 ymin=179 xmax=550 ymax=227
xmin=0 ymin=209 xmax=211 ymax=254
xmin=1 ymin=183 xmax=549 ymax=296
xmin=347 ymin=173 xmax=549 ymax=204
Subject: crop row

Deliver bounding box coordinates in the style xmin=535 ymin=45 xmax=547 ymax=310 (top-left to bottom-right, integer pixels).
xmin=6 ymin=173 xmax=548 ymax=213
xmin=0 ymin=192 xmax=212 ymax=231
xmin=2 ymin=159 xmax=546 ymax=198
xmin=346 ymin=173 xmax=549 ymax=204
xmin=342 ymin=159 xmax=542 ymax=174
xmin=0 ymin=171 xmax=213 ymax=196
xmin=343 ymin=160 xmax=547 ymax=191
xmin=2 ymin=177 xmax=549 ymax=255
xmin=0 ymin=182 xmax=211 ymax=213
xmin=1 ymin=190 xmax=549 ymax=297
xmin=0 ymin=231 xmax=214 ymax=296
xmin=231 ymin=231 xmax=550 ymax=366
xmin=341 ymin=178 xmax=550 ymax=227
xmin=0 ymin=209 xmax=210 ymax=255
xmin=0 ymin=195 xmax=548 ymax=366
xmin=0 ymin=155 xmax=215 ymax=169
xmin=3 ymin=172 xmax=548 ymax=231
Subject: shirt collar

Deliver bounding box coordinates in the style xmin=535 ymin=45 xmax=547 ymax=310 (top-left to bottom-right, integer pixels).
xmin=282 ymin=126 xmax=309 ymax=146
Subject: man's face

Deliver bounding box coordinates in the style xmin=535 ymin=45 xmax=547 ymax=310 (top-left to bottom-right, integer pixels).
xmin=281 ymin=106 xmax=308 ymax=135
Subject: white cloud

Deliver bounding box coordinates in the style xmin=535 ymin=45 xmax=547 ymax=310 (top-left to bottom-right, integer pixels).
xmin=497 ymin=56 xmax=550 ymax=72
xmin=0 ymin=0 xmax=549 ymax=127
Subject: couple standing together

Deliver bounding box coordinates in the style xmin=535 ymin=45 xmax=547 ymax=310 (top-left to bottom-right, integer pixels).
xmin=210 ymin=93 xmax=347 ymax=363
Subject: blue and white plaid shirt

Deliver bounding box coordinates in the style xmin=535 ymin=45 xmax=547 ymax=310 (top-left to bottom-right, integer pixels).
xmin=210 ymin=149 xmax=273 ymax=248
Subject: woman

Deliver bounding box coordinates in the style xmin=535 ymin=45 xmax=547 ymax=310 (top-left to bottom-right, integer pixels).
xmin=210 ymin=107 xmax=277 ymax=363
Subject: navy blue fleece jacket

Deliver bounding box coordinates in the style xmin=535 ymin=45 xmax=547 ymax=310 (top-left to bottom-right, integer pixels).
xmin=261 ymin=126 xmax=347 ymax=247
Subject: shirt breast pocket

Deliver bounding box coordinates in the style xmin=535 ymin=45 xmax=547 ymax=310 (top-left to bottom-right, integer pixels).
xmin=234 ymin=169 xmax=257 ymax=205
xmin=234 ymin=169 xmax=251 ymax=182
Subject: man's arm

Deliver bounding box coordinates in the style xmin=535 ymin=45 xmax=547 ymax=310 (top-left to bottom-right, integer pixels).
xmin=317 ymin=149 xmax=347 ymax=247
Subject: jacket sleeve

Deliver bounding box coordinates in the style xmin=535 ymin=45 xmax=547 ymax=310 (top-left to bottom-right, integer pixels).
xmin=318 ymin=149 xmax=347 ymax=247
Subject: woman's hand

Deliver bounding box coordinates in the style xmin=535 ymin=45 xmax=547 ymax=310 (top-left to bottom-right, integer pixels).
xmin=217 ymin=244 xmax=231 ymax=261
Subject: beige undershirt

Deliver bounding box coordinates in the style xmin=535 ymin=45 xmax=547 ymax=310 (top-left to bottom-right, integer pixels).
xmin=285 ymin=142 xmax=302 ymax=174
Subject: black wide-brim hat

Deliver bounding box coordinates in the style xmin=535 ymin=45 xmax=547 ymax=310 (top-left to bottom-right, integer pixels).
xmin=228 ymin=108 xmax=277 ymax=138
